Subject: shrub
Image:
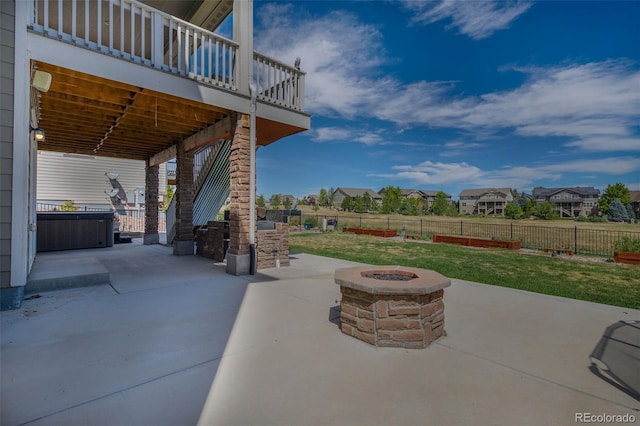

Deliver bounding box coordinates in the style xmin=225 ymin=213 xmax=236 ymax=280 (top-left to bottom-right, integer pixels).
xmin=60 ymin=200 xmax=78 ymax=211
xmin=304 ymin=217 xmax=318 ymax=228
xmin=505 ymin=202 xmax=523 ymax=219
xmin=532 ymin=201 xmax=559 ymax=220
xmin=613 ymin=237 xmax=640 ymax=253
xmin=608 ymin=199 xmax=629 ymax=222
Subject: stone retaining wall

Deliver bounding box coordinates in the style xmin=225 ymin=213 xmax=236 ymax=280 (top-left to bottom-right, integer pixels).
xmin=256 ymin=223 xmax=290 ymax=269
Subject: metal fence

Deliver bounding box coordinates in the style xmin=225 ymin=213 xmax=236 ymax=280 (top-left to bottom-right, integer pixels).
xmin=36 ymin=203 xmax=167 ymax=233
xmin=297 ymin=213 xmax=640 ymax=257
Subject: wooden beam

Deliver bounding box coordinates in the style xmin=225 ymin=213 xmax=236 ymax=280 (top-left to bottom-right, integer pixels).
xmin=149 ymin=145 xmax=177 ymax=168
xmin=148 ymin=115 xmax=232 ymax=166
xmin=183 ymin=115 xmax=232 ymax=152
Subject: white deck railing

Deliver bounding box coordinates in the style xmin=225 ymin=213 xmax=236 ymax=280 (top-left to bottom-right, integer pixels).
xmin=254 ymin=52 xmax=305 ymax=111
xmin=29 ymin=0 xmax=306 ymax=110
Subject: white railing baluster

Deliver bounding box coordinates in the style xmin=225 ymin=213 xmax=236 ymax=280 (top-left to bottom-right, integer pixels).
xmin=71 ymin=0 xmax=76 ymax=38
xmin=215 ymin=39 xmax=219 ymax=83
xmin=141 ymin=9 xmax=145 ymax=61
xmin=200 ymin=33 xmax=205 ymax=80
xmin=97 ymin=0 xmax=102 ymax=49
xmin=168 ymin=19 xmax=174 ymax=70
xmin=84 ymin=0 xmax=89 ymax=44
xmin=130 ymin=3 xmax=135 ymax=57
xmin=222 ymin=42 xmax=226 ymax=86
xmin=119 ymin=0 xmax=124 ymax=55
xmin=43 ymin=0 xmax=49 ymax=32
xmin=108 ymin=0 xmax=113 ymax=52
xmin=57 ymin=0 xmax=62 ymax=34
xmin=207 ymin=38 xmax=212 ymax=83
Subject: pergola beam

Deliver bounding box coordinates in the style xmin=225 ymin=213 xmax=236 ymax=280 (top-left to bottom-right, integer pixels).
xmin=148 ymin=115 xmax=232 ymax=166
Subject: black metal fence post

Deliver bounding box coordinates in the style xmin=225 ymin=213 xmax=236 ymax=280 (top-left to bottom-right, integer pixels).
xmin=575 ymin=226 xmax=578 ymax=255
xmin=460 ymin=221 xmax=463 ymax=236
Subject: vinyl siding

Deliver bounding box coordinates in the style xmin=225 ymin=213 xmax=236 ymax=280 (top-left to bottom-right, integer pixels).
xmin=37 ymin=151 xmax=167 ymax=208
xmin=0 ymin=0 xmax=15 ymax=287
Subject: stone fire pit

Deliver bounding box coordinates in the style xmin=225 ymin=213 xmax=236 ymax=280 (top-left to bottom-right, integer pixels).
xmin=335 ymin=266 xmax=451 ymax=349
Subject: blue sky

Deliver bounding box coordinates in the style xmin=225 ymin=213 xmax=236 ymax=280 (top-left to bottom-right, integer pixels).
xmin=249 ymin=0 xmax=640 ymax=200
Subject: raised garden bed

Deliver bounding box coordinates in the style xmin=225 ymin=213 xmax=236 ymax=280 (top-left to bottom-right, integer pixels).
xmin=342 ymin=227 xmax=397 ymax=238
xmin=613 ymin=252 xmax=640 ymax=265
xmin=433 ymin=234 xmax=521 ymax=250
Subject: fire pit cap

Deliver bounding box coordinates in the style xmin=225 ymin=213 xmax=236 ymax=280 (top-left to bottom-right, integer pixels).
xmin=335 ymin=265 xmax=450 ymax=295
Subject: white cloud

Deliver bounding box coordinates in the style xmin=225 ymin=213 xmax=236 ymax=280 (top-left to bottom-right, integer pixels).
xmin=376 ymin=161 xmax=484 ymax=185
xmin=440 ymin=140 xmax=485 ymax=157
xmin=375 ymin=157 xmax=640 ymax=188
xmin=355 ymin=132 xmax=384 ymax=146
xmin=400 ymin=0 xmax=532 ymax=40
xmin=255 ymin=4 xmax=386 ymax=118
xmin=255 ymin=5 xmax=640 ymax=154
xmin=312 ymin=127 xmax=387 ymax=146
xmin=313 ymin=127 xmax=353 ymax=142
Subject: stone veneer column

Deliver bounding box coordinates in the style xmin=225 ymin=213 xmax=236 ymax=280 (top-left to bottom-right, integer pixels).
xmin=173 ymin=141 xmax=194 ymax=255
xmin=226 ymin=114 xmax=253 ymax=275
xmin=143 ymin=160 xmax=159 ymax=245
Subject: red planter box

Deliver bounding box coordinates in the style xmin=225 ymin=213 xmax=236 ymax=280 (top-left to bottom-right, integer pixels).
xmin=614 ymin=252 xmax=640 ymax=265
xmin=433 ymin=235 xmax=521 ymax=250
xmin=342 ymin=227 xmax=397 ymax=238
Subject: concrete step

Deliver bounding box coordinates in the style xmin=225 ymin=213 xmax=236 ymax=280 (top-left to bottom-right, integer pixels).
xmin=26 ymin=256 xmax=110 ymax=294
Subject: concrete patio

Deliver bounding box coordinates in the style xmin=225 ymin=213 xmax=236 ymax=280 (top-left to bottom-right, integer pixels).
xmin=1 ymin=240 xmax=638 ymax=425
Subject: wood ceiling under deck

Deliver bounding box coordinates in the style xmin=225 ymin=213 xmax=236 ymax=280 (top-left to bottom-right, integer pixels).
xmin=35 ymin=62 xmax=230 ymax=161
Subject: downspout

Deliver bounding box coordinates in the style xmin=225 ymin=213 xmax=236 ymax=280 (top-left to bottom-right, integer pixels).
xmin=249 ymin=83 xmax=257 ymax=274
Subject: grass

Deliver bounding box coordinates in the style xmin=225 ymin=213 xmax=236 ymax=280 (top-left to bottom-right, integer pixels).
xmin=290 ymin=232 xmax=640 ymax=310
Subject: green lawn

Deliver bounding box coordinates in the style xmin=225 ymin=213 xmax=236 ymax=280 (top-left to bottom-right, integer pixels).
xmin=290 ymin=233 xmax=640 ymax=309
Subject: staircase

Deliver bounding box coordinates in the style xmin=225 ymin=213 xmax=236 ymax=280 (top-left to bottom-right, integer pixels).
xmin=165 ymin=139 xmax=231 ymax=244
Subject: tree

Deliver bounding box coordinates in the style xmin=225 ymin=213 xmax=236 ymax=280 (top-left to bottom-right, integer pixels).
xmin=608 ymin=199 xmax=629 ymax=222
xmin=626 ymin=204 xmax=636 ymax=221
xmin=381 ymin=186 xmax=402 ymax=214
xmin=353 ymin=195 xmax=365 ymax=213
xmin=523 ymin=198 xmax=536 ymax=218
xmin=505 ymin=202 xmax=523 ymax=219
xmin=431 ymin=192 xmax=449 ymax=216
xmin=282 ymin=197 xmax=292 ymax=210
xmin=341 ymin=195 xmax=353 ymax=212
xmin=271 ymin=194 xmax=281 ymax=209
xmin=599 ymin=183 xmax=631 ymax=214
xmin=319 ymin=188 xmax=328 ymax=207
xmin=256 ymin=194 xmax=266 ymax=207
xmin=327 ymin=187 xmax=335 ymax=209
xmin=446 ymin=201 xmax=459 ymax=217
xmin=532 ymin=201 xmax=559 ymax=220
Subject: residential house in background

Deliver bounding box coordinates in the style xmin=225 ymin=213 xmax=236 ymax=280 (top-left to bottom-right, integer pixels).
xmin=459 ymin=188 xmax=513 ymax=216
xmin=419 ymin=190 xmax=452 ymax=210
xmin=332 ymin=187 xmax=382 ymax=207
xmin=532 ymin=187 xmax=599 ymax=218
xmin=378 ymin=188 xmax=452 ymax=210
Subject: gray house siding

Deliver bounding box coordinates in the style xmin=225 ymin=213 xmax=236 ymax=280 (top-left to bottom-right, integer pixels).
xmin=37 ymin=151 xmax=168 ymax=208
xmin=1 ymin=0 xmax=15 ymax=288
